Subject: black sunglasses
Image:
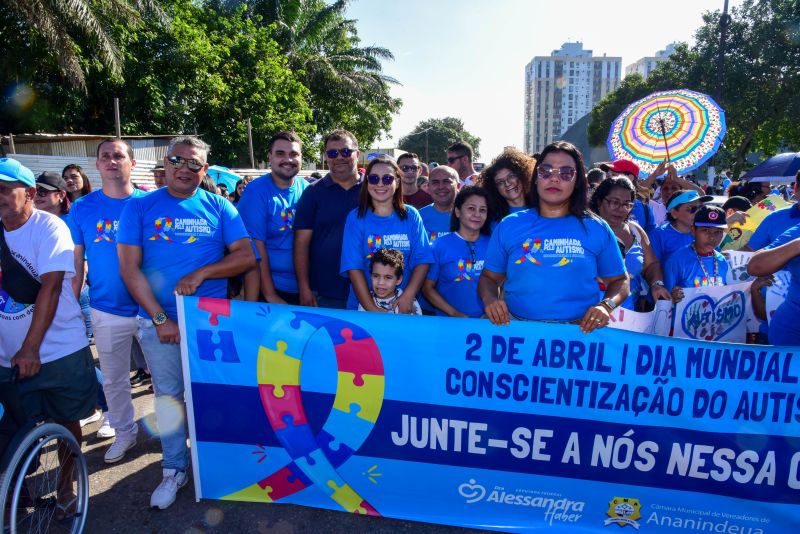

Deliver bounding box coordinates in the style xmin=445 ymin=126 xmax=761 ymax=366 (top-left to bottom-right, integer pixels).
xmin=446 ymin=155 xmax=464 ymax=164
xmin=167 ymin=155 xmax=204 ymax=172
xmin=400 ymin=164 xmax=419 ymax=172
xmin=326 ymin=148 xmax=354 ymax=159
xmin=367 ymin=174 xmax=395 ymax=185
xmin=36 ymin=188 xmax=57 ymax=197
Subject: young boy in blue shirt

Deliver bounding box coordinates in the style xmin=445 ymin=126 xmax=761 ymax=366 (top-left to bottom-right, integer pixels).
xmin=665 ymin=205 xmax=730 ymax=302
xmin=358 ymin=248 xmax=422 ymax=314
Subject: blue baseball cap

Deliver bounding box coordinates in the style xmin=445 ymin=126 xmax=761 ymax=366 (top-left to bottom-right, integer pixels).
xmin=0 ymin=158 xmax=36 ymax=187
xmin=666 ymin=190 xmax=713 ymax=211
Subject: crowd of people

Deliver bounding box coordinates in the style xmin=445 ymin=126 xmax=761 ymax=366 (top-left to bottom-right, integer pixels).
xmin=2 ymin=129 xmax=800 ymax=519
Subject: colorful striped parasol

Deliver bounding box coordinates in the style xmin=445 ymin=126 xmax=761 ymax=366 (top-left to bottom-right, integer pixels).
xmin=607 ymin=89 xmax=726 ymax=178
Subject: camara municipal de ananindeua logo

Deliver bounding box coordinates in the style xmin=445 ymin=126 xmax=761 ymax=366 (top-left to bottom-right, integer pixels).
xmin=605 ymin=496 xmax=642 ymax=529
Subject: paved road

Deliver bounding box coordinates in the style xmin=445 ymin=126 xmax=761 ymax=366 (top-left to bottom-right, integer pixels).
xmin=81 ymin=360 xmax=488 ymax=533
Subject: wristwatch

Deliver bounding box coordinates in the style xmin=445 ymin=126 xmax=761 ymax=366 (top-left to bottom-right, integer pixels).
xmin=600 ymin=298 xmax=617 ymax=312
xmin=653 ymin=280 xmax=666 ymax=287
xmin=152 ymin=311 xmax=168 ymax=326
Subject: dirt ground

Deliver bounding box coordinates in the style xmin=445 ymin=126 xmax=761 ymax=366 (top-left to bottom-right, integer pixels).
xmin=80 ymin=351 xmax=488 ymax=534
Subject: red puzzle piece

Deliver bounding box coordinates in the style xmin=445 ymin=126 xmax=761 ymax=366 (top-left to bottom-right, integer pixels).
xmin=358 ymin=500 xmax=380 ymax=516
xmin=257 ymin=465 xmax=307 ymax=500
xmin=334 ymin=328 xmax=385 ymax=386
xmin=258 ymin=384 xmax=307 ymax=431
xmin=198 ymin=297 xmax=231 ymax=326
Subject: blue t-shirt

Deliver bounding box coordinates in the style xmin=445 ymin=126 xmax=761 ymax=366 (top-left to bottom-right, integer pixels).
xmin=427 ymin=232 xmax=489 ymax=318
xmin=68 ymin=189 xmax=146 ymax=317
xmin=649 ymin=222 xmax=693 ymax=263
xmin=763 ymin=225 xmax=800 ymax=345
xmin=622 ymin=236 xmax=644 ymax=310
xmin=419 ymin=204 xmax=451 ymax=242
xmin=631 ymin=200 xmax=656 ymax=234
xmin=117 ymin=188 xmax=249 ymax=320
xmin=484 ymin=209 xmax=626 ymax=321
xmin=747 ymin=205 xmax=800 ymax=250
xmin=340 ymin=206 xmax=433 ymax=309
xmin=237 ymin=173 xmax=308 ymax=293
xmin=663 ymin=244 xmax=729 ymax=290
xmin=294 ymin=175 xmax=362 ymax=300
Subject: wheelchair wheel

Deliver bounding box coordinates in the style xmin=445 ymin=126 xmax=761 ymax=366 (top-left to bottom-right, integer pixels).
xmin=0 ymin=422 xmax=89 ymax=534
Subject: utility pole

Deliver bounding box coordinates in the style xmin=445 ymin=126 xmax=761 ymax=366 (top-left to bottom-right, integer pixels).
xmin=114 ymin=98 xmax=121 ymax=137
xmin=715 ymin=0 xmax=731 ymax=103
xmin=246 ymin=118 xmax=255 ymax=168
xmin=405 ymin=127 xmax=433 ymax=164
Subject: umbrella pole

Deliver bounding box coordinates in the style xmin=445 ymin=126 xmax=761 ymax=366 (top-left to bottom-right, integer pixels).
xmin=655 ymin=103 xmax=671 ymax=163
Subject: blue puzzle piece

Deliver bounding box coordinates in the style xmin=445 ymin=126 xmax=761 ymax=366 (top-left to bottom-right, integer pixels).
xmin=295 ymin=449 xmax=345 ymax=496
xmin=321 ymin=405 xmax=375 ymax=452
xmin=316 ymin=430 xmax=355 ymax=468
xmin=196 ymin=330 xmax=240 ymax=363
xmin=274 ymin=414 xmax=318 ymax=460
xmin=261 ymin=312 xmax=318 ymax=358
xmin=284 ymin=460 xmax=313 ymax=486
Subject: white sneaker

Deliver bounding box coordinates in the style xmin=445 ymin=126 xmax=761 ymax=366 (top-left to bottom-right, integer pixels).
xmin=96 ymin=415 xmax=116 ymax=439
xmin=79 ymin=409 xmax=102 ymax=428
xmin=150 ymin=469 xmax=188 ymax=509
xmin=104 ymin=431 xmax=137 ymax=463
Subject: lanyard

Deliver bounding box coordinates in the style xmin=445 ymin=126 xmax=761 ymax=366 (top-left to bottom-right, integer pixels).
xmin=692 ymin=245 xmax=721 ymax=286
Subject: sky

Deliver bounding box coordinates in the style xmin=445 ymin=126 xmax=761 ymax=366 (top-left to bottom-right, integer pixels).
xmin=345 ymin=0 xmax=741 ymax=163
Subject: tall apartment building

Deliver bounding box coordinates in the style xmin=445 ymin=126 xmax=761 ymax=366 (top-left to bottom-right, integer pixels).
xmin=625 ymin=42 xmax=678 ymax=80
xmin=524 ymin=42 xmax=621 ymax=155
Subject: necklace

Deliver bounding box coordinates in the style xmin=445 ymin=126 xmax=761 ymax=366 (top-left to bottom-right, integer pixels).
xmin=692 ymin=245 xmax=720 ymax=286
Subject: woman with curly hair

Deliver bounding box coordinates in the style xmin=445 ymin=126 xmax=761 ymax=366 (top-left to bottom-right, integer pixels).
xmin=590 ymin=176 xmax=671 ymax=310
xmin=479 ymin=148 xmax=534 ymax=228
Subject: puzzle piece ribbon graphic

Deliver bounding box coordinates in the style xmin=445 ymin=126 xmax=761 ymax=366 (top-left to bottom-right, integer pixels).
xmin=222 ymin=308 xmax=384 ymax=516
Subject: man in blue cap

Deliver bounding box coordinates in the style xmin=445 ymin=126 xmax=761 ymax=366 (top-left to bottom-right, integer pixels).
xmin=0 ymin=158 xmax=96 ymax=520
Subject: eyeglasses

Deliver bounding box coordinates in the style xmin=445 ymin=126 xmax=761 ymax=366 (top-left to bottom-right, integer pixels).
xmin=537 ymin=165 xmax=577 ymax=181
xmin=367 ymin=174 xmax=395 ymax=186
xmin=36 ymin=188 xmax=56 ymax=197
xmin=326 ymin=148 xmax=355 ymax=159
xmin=446 ymin=155 xmax=465 ymax=164
xmin=495 ymin=174 xmax=520 ymax=188
xmin=400 ymin=164 xmax=419 ymax=172
xmin=603 ymin=197 xmax=634 ymax=210
xmin=167 ymin=155 xmax=204 ymax=172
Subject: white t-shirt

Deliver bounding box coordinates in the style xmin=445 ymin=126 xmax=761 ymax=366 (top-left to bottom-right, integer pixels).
xmin=0 ymin=210 xmax=87 ymax=366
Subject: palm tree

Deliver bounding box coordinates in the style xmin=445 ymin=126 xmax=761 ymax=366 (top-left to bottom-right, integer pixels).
xmin=235 ymin=0 xmax=400 ymax=127
xmin=4 ymin=0 xmax=167 ymax=91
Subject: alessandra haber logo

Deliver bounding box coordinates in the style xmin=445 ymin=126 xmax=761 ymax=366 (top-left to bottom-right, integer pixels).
xmin=605 ymin=496 xmax=642 ymax=529
xmin=458 ymin=479 xmax=487 ymax=503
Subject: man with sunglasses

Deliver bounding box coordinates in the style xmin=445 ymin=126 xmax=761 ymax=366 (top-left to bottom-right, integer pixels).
xmin=397 ymin=152 xmax=432 ymax=209
xmin=238 ymin=131 xmax=307 ymax=304
xmin=118 ymin=136 xmax=255 ymax=509
xmin=446 ymin=141 xmax=479 ymax=187
xmin=68 ymin=138 xmax=147 ymax=463
xmin=294 ymin=129 xmax=362 ymax=309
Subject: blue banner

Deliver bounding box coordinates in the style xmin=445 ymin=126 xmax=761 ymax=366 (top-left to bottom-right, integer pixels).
xmin=177 ymin=296 xmax=800 ymax=532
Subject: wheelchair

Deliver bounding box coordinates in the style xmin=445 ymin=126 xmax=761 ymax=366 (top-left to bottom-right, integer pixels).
xmin=0 ymin=402 xmax=89 ymax=533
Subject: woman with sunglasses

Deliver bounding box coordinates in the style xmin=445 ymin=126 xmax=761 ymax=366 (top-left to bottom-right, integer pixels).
xmin=34 ymin=172 xmax=71 ymax=219
xmin=590 ymin=176 xmax=671 ymax=310
xmin=649 ymin=190 xmax=713 ymax=264
xmin=423 ymin=186 xmax=492 ymax=318
xmin=341 ymin=156 xmax=432 ymax=313
xmin=479 ymin=148 xmax=533 ymax=230
xmin=62 ymin=164 xmax=92 ymax=201
xmin=479 ymin=141 xmax=628 ymax=332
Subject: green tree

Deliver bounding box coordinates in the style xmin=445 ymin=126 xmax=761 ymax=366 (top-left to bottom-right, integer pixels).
xmin=1 ymin=0 xmax=315 ymax=166
xmin=2 ymin=0 xmax=166 ymax=91
xmin=588 ymin=0 xmax=800 ymax=175
xmin=222 ymin=0 xmax=402 ymax=147
xmin=398 ymin=117 xmax=480 ymax=164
